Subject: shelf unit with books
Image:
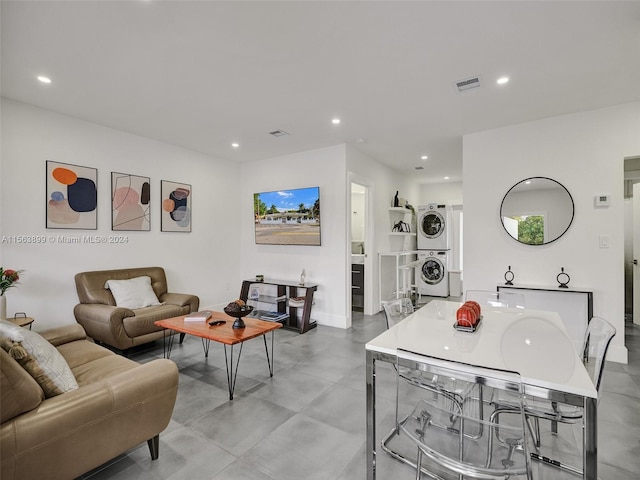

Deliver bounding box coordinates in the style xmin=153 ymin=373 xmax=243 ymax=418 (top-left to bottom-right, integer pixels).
xmin=240 ymin=278 xmax=318 ymax=333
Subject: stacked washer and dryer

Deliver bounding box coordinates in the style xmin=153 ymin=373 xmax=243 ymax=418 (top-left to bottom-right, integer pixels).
xmin=416 ymin=204 xmax=452 ymax=297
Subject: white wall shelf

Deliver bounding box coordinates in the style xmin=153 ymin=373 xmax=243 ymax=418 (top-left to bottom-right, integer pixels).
xmin=378 ymin=250 xmax=418 ymax=311
xmin=388 ymin=207 xmax=416 ymax=251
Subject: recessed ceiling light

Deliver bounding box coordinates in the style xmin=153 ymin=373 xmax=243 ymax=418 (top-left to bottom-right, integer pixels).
xmin=421 ymin=155 xmax=428 ymax=160
xmin=444 ymin=176 xmax=450 ymax=180
xmin=231 ymin=143 xmax=239 ymax=148
xmin=497 ymin=76 xmax=510 ymax=85
xmin=37 ymin=75 xmax=52 ymax=84
xmin=331 ymin=118 xmax=341 ymax=125
xmin=525 ymin=180 xmax=531 ymax=184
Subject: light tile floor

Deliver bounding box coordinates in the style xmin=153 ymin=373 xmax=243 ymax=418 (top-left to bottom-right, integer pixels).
xmin=80 ymin=306 xmax=640 ymax=479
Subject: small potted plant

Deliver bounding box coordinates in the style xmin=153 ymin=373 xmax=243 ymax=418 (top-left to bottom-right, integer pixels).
xmin=0 ymin=268 xmax=23 ymax=319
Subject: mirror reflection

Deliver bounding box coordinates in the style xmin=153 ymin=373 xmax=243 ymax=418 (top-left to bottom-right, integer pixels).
xmin=500 ymin=177 xmax=574 ymax=245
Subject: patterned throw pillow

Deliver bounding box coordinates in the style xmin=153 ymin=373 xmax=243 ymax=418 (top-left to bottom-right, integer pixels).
xmin=0 ymin=320 xmax=78 ymax=398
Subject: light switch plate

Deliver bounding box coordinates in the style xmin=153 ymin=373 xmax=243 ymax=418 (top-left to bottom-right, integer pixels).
xmin=599 ymin=235 xmax=609 ymax=248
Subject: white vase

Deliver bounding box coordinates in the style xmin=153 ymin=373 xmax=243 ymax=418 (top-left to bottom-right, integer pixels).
xmin=0 ymin=295 xmax=6 ymax=320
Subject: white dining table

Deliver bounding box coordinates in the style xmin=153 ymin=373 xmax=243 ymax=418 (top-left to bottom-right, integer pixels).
xmin=365 ymin=299 xmax=598 ymax=480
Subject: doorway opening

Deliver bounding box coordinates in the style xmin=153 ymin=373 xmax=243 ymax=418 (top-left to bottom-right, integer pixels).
xmin=623 ymin=156 xmax=640 ymax=325
xmin=351 ymin=182 xmax=366 ymax=313
xmin=348 ymin=173 xmax=375 ymax=321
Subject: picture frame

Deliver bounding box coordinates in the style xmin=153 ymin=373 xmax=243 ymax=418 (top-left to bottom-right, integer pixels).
xmin=161 ymin=180 xmax=191 ymax=232
xmin=111 ymin=172 xmax=151 ymax=231
xmin=46 ymin=160 xmax=98 ymax=230
xmin=254 ymin=186 xmax=321 ymax=245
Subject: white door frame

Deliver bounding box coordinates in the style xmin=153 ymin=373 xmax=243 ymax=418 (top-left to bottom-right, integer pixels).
xmin=634 ymin=183 xmax=640 ymax=325
xmin=348 ymin=172 xmax=375 ymax=319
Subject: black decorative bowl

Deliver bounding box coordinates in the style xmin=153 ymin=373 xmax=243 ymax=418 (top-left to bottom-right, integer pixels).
xmin=223 ymin=305 xmax=253 ymax=329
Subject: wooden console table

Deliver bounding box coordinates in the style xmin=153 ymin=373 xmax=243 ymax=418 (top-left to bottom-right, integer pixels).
xmin=240 ymin=279 xmax=318 ymax=334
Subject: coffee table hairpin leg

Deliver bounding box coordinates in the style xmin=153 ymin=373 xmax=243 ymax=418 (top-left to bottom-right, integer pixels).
xmin=224 ymin=343 xmax=244 ymax=401
xmin=223 ymin=331 xmax=277 ymax=401
xmin=261 ymin=330 xmax=277 ymax=377
xmin=201 ymin=338 xmax=211 ymax=357
xmin=162 ymin=329 xmax=278 ymax=401
xmin=162 ymin=330 xmax=211 ymax=358
xmin=163 ymin=329 xmax=176 ymax=358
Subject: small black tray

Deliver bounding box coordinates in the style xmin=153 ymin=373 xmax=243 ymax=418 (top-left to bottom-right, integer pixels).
xmin=453 ymin=315 xmax=482 ymax=333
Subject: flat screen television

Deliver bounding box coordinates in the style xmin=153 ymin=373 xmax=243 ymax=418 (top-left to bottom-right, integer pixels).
xmin=254 ymin=186 xmax=321 ymax=246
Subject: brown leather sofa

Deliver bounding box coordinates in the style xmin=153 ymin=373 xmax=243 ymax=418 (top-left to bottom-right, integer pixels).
xmin=0 ymin=324 xmax=178 ymax=480
xmin=74 ymin=266 xmax=199 ymax=351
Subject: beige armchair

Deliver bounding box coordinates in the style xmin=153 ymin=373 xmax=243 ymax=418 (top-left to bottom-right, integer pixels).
xmin=1 ymin=323 xmax=178 ymax=480
xmin=74 ymin=266 xmax=199 ymax=352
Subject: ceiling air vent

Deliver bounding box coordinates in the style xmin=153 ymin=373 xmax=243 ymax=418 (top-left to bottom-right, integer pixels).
xmin=269 ymin=130 xmax=289 ymax=137
xmin=414 ymin=166 xmax=424 ymax=170
xmin=454 ymin=75 xmax=481 ymax=93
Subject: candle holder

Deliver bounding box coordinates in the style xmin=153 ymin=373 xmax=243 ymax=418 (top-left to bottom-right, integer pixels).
xmin=557 ymin=267 xmax=571 ymax=289
xmin=504 ymin=266 xmax=515 ymax=286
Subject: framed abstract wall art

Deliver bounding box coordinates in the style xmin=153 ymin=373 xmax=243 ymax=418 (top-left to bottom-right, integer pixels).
xmin=111 ymin=172 xmax=151 ymax=231
xmin=161 ymin=180 xmax=191 ymax=232
xmin=46 ymin=160 xmax=98 ymax=229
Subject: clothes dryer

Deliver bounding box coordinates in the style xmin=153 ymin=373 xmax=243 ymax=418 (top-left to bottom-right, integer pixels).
xmin=415 ymin=250 xmax=449 ymax=297
xmin=417 ymin=203 xmax=451 ymax=250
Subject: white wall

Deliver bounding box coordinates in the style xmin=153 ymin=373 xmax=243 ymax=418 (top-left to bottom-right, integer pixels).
xmin=240 ymin=144 xmax=348 ymax=328
xmin=463 ymin=101 xmax=640 ymax=363
xmin=418 ymin=181 xmax=463 ymax=206
xmin=1 ymin=99 xmax=241 ymax=329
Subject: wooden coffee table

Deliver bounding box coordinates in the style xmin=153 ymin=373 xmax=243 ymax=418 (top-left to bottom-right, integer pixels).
xmin=155 ymin=312 xmax=282 ymax=400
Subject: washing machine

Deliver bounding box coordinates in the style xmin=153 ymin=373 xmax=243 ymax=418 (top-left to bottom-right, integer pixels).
xmin=417 ymin=203 xmax=451 ymax=250
xmin=416 ymin=250 xmax=449 ymax=297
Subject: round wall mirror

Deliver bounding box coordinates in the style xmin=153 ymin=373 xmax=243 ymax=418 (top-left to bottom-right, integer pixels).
xmin=500 ymin=177 xmax=574 ymax=245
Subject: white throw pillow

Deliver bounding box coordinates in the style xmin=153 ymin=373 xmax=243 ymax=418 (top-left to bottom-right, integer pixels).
xmin=0 ymin=319 xmax=79 ymax=398
xmin=105 ymin=275 xmax=162 ymax=309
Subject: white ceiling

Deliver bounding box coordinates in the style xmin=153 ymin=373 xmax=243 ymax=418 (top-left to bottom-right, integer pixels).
xmin=2 ymin=1 xmax=640 ymax=183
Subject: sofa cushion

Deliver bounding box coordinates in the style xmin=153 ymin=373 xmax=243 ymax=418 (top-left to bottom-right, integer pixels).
xmin=0 ymin=320 xmax=78 ymax=398
xmin=57 ymin=340 xmax=138 ymax=386
xmin=0 ymin=347 xmax=44 ymax=423
xmin=105 ymin=276 xmax=162 ymax=309
xmin=122 ymin=304 xmax=185 ymax=338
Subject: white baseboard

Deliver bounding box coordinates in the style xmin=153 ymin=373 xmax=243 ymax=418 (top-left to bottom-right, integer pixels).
xmin=607 ymin=344 xmax=628 ymax=364
xmin=315 ymin=312 xmax=348 ymax=329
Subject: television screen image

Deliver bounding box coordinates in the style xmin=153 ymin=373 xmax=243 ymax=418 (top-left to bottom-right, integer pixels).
xmin=254 ymin=187 xmax=321 ymax=246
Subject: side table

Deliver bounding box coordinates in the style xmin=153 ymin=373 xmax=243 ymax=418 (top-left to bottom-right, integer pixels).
xmin=7 ymin=314 xmax=34 ymax=329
